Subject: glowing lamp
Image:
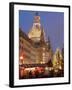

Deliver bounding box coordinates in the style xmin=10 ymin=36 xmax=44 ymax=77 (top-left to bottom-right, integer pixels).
xmin=20 ymin=56 xmax=23 ymax=60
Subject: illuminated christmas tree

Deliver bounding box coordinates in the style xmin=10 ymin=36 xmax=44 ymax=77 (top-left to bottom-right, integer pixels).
xmin=53 ymin=48 xmax=63 ymax=70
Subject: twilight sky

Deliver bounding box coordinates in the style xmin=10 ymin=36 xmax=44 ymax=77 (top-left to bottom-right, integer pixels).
xmin=19 ymin=10 xmax=64 ymax=52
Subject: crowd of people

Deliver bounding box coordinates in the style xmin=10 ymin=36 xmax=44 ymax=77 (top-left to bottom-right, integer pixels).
xmin=19 ymin=66 xmax=64 ymax=79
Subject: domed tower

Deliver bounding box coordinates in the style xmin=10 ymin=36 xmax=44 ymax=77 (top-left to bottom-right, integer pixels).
xmin=28 ymin=12 xmax=45 ymax=44
xmin=28 ymin=12 xmax=46 ymax=63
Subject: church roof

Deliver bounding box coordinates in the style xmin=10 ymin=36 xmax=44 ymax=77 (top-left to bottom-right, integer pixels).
xmin=28 ymin=26 xmax=42 ymax=38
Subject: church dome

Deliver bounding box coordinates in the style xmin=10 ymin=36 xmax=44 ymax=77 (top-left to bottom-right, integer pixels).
xmin=28 ymin=12 xmax=45 ymax=42
xmin=28 ymin=25 xmax=42 ymax=41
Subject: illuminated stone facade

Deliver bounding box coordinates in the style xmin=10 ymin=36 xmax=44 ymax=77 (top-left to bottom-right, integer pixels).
xmin=28 ymin=13 xmax=53 ymax=64
xmin=19 ymin=29 xmax=36 ymax=64
xmin=19 ymin=12 xmax=53 ymax=65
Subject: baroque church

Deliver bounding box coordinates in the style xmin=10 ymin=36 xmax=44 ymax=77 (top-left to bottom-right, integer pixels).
xmin=28 ymin=12 xmax=53 ymax=64
xmin=19 ymin=12 xmax=53 ymax=65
